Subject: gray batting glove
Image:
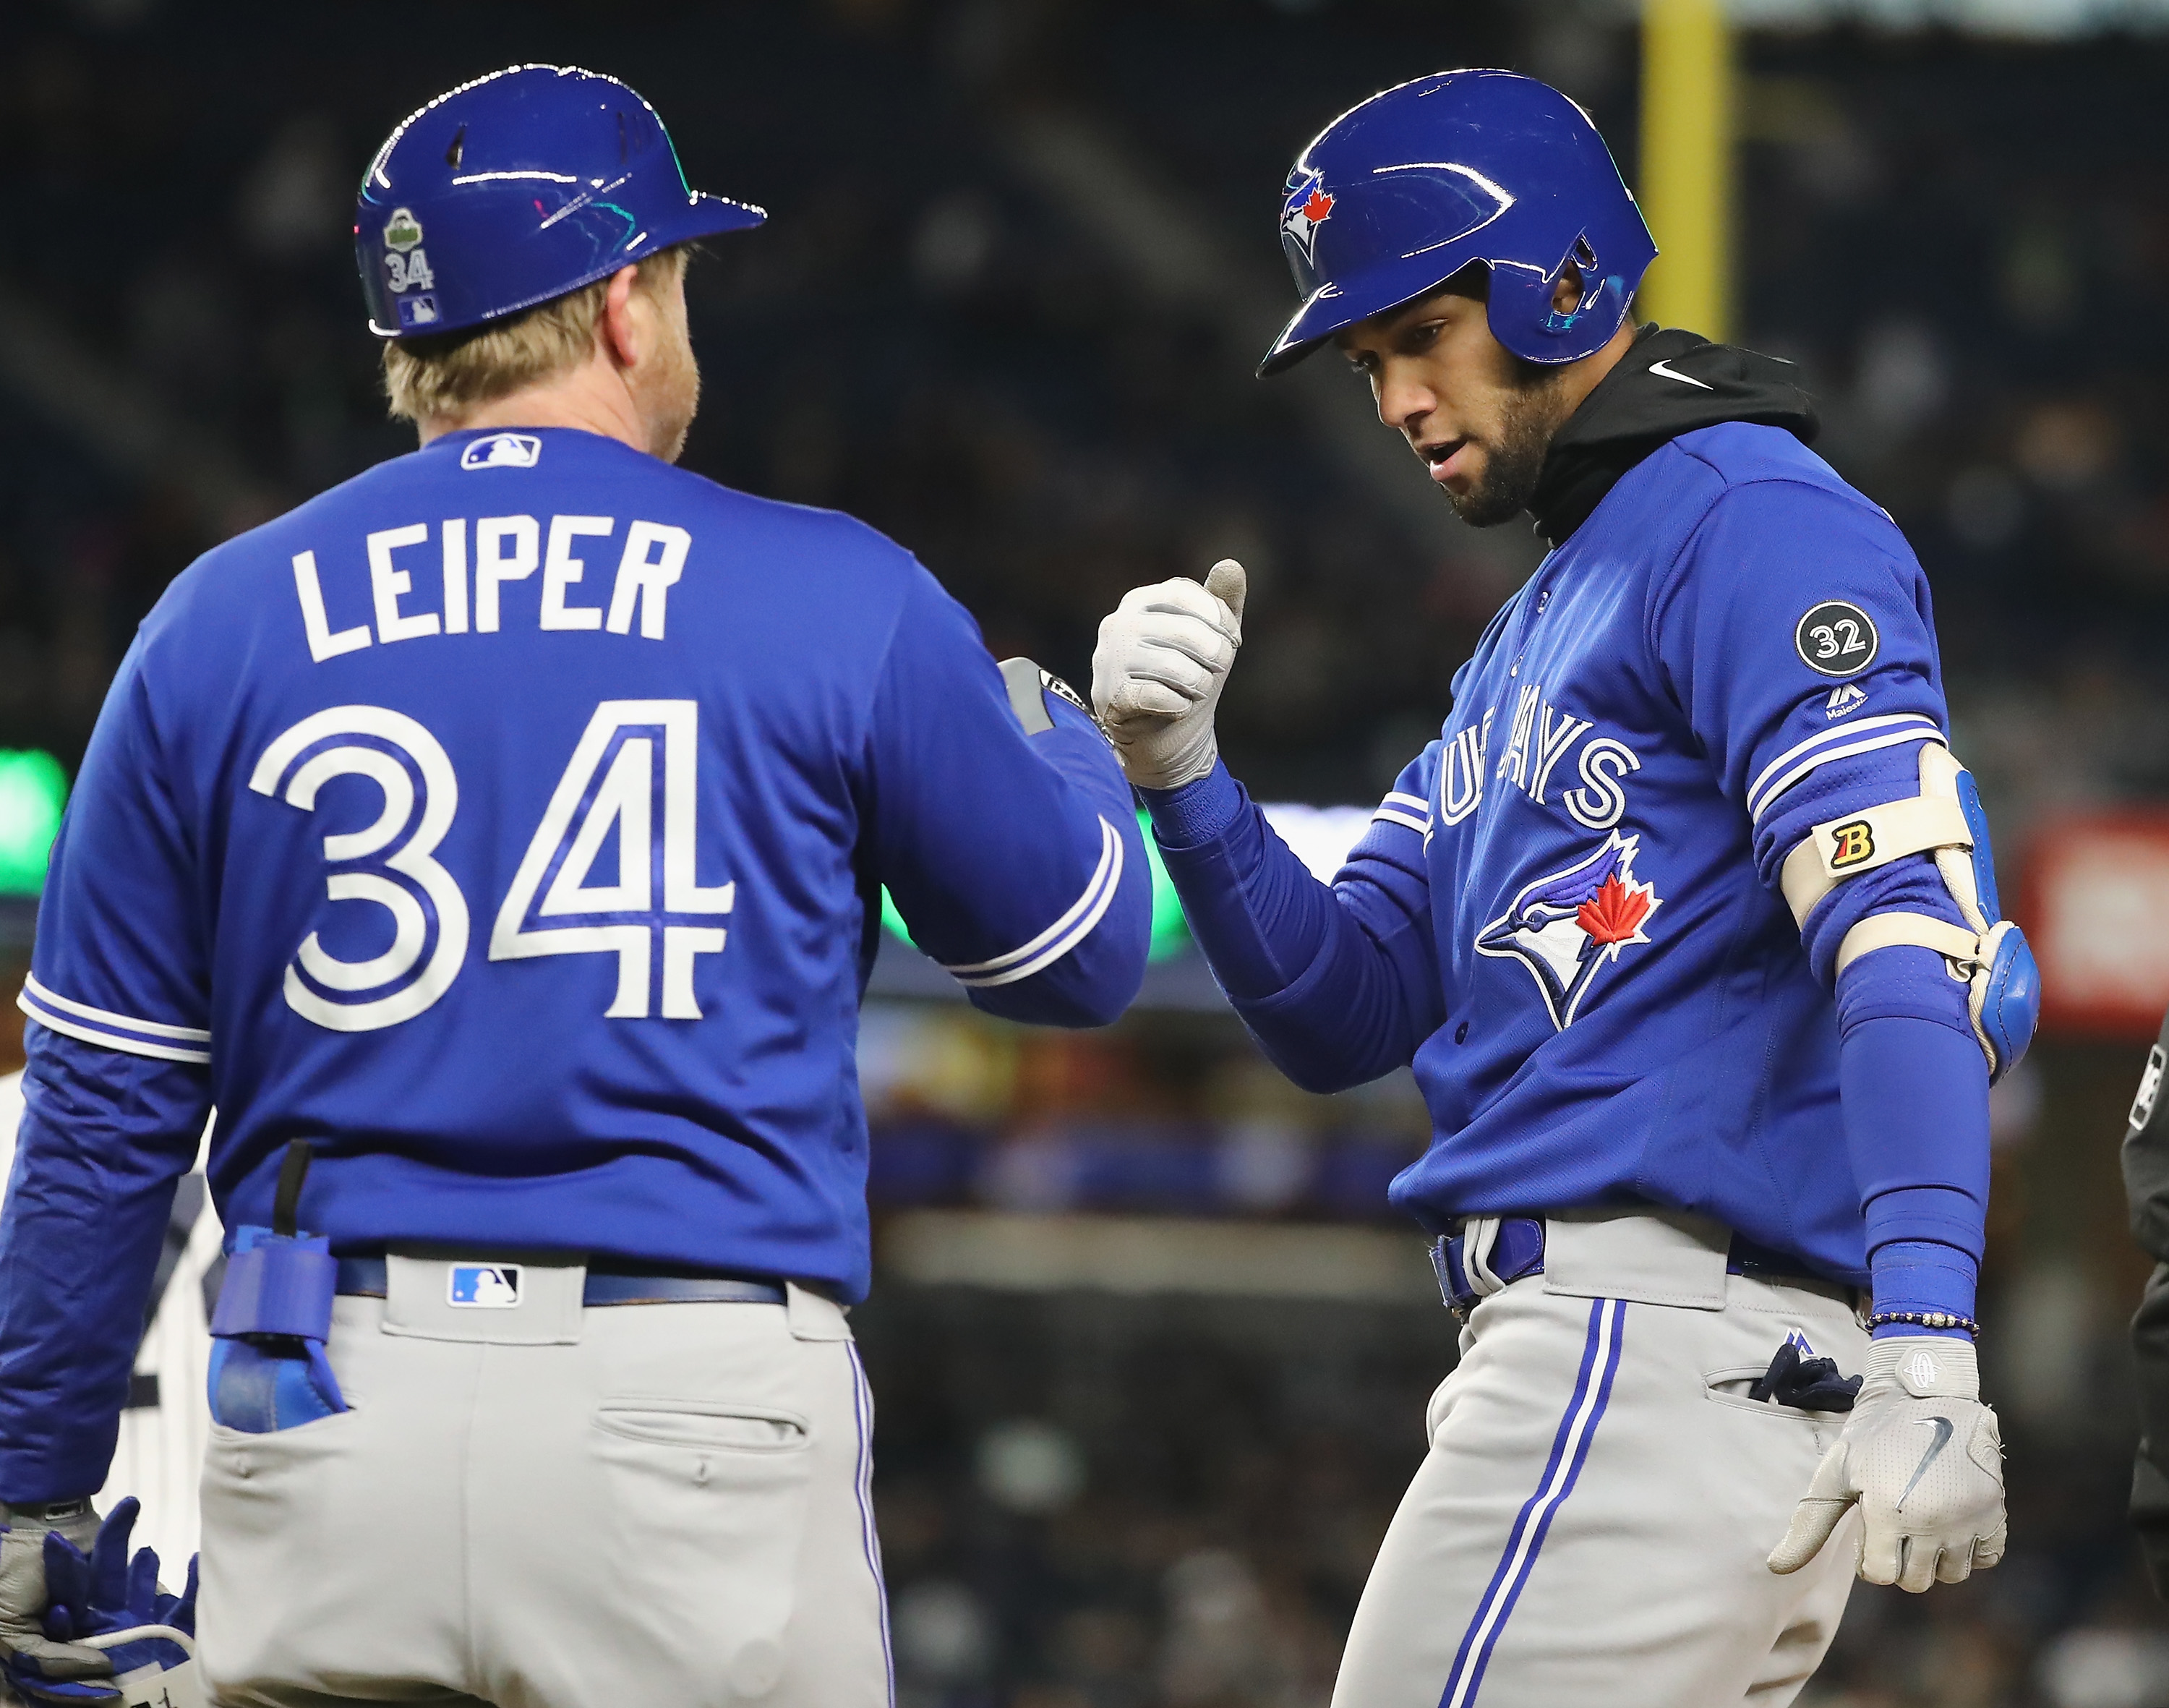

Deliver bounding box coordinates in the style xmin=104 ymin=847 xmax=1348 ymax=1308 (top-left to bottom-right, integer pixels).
xmin=1767 ymin=1338 xmax=2006 ymax=1592
xmin=1090 ymin=561 xmax=1246 ymax=792
xmin=0 ymin=1499 xmax=112 ymax=1695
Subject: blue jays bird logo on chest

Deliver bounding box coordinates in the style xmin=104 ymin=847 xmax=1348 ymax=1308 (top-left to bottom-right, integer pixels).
xmin=1476 ymin=832 xmax=1661 ymax=1029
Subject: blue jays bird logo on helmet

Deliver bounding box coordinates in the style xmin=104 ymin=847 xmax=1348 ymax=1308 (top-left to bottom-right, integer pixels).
xmin=1258 ymin=69 xmax=1657 ymax=376
xmin=1476 ymin=833 xmax=1661 ymax=1029
xmin=1280 ymin=171 xmax=1335 ymax=268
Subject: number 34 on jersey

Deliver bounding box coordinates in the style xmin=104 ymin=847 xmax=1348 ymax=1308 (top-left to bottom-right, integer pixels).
xmin=249 ymin=699 xmax=734 ymax=1033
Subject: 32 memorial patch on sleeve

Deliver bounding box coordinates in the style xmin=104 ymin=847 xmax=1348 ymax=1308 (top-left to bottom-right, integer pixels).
xmin=1794 ymin=601 xmax=1880 ymax=677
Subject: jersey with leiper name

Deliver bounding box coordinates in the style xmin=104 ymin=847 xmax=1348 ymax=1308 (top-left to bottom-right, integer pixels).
xmin=1206 ymin=421 xmax=1973 ymax=1284
xmin=12 ymin=427 xmax=1150 ymax=1307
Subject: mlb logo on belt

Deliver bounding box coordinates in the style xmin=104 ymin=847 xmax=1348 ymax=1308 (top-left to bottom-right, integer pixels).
xmin=461 ymin=432 xmax=542 ymax=471
xmin=448 ymin=1264 xmax=523 ymax=1308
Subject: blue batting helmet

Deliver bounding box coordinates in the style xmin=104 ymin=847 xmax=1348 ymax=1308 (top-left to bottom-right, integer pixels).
xmin=1259 ymin=69 xmax=1656 ymax=376
xmin=355 ymin=64 xmax=766 ymax=339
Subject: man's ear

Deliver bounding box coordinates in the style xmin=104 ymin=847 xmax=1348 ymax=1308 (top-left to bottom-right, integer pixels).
xmin=599 ymin=265 xmax=643 ymax=370
xmin=1549 ymin=262 xmax=1587 ymax=319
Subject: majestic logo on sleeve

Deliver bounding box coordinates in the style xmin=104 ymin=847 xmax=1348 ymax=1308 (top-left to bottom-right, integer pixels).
xmin=1280 ymin=173 xmax=1335 ymax=267
xmin=1476 ymin=833 xmax=1661 ymax=1029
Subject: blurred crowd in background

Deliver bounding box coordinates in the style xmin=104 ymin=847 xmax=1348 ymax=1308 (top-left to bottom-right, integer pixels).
xmin=6 ymin=0 xmax=2169 ymax=1703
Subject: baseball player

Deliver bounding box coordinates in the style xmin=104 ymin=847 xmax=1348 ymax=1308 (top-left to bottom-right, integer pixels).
xmin=2121 ymin=1010 xmax=2169 ymax=1595
xmin=0 ymin=64 xmax=1150 ymax=1708
xmin=1092 ymin=71 xmax=2029 ymax=1705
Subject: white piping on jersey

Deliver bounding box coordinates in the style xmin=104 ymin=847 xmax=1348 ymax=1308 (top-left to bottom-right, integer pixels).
xmin=1745 ymin=714 xmax=1945 ymax=824
xmin=943 ymin=816 xmax=1125 ymax=988
xmin=18 ymin=975 xmax=213 ymax=1065
xmin=1373 ymin=791 xmax=1433 ymax=836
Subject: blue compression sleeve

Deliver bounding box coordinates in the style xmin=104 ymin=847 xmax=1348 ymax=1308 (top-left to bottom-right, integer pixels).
xmin=1142 ymin=762 xmax=1442 ymax=1092
xmin=1835 ymin=946 xmax=1989 ymax=1339
xmin=0 ymin=1026 xmax=206 ymax=1502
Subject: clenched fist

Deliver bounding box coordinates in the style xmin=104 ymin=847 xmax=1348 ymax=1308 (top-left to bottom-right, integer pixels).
xmin=1090 ymin=560 xmax=1247 ymax=791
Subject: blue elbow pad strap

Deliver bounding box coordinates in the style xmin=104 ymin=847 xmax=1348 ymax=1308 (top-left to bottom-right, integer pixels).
xmin=1781 ymin=744 xmax=2037 ymax=1083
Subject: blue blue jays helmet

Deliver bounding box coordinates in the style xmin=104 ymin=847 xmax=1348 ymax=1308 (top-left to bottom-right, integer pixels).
xmin=1259 ymin=69 xmax=1656 ymax=376
xmin=356 ymin=64 xmax=766 ymax=339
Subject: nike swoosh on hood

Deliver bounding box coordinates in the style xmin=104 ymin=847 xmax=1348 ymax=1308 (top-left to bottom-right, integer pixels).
xmin=1526 ymin=324 xmax=1821 ymax=549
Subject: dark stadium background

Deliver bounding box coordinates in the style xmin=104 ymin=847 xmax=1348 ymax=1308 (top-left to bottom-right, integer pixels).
xmin=4 ymin=1 xmax=2169 ymax=1703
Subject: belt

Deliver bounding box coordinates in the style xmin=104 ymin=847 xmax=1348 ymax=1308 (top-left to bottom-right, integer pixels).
xmin=334 ymin=1257 xmax=787 ymax=1307
xmin=1430 ymin=1217 xmax=1831 ymax=1318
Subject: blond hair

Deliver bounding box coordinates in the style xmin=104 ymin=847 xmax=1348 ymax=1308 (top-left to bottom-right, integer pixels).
xmin=381 ymin=247 xmax=689 ymax=424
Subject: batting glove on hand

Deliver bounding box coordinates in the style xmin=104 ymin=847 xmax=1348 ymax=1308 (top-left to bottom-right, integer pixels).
xmin=1090 ymin=560 xmax=1246 ymax=792
xmin=1767 ymin=1337 xmax=2006 ymax=1593
xmin=0 ymin=1500 xmax=110 ymax=1702
xmin=8 ymin=1499 xmax=200 ymax=1704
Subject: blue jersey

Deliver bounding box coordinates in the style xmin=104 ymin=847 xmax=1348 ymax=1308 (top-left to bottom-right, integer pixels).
xmin=1152 ymin=418 xmax=1988 ymax=1286
xmin=1 ymin=427 xmax=1148 ymax=1498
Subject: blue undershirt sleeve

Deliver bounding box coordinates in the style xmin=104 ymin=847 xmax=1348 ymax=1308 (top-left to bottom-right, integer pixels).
xmin=0 ymin=1028 xmax=206 ymax=1503
xmin=1141 ymin=756 xmax=1444 ymax=1093
xmin=1836 ymin=949 xmax=1988 ymax=1338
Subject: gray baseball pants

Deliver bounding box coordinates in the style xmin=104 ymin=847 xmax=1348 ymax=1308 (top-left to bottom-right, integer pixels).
xmin=195 ymin=1260 xmax=890 ymax=1708
xmin=1332 ymin=1211 xmax=1868 ymax=1708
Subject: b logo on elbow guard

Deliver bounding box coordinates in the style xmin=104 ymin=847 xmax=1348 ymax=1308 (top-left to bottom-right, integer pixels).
xmin=1828 ymin=820 xmax=1876 ymax=869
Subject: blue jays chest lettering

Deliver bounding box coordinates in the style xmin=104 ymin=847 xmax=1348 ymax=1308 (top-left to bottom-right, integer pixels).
xmin=1432 ymin=675 xmax=1661 ymax=1030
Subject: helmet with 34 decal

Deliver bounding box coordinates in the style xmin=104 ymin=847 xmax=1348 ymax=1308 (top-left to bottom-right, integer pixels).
xmin=355 ymin=63 xmax=766 ymax=340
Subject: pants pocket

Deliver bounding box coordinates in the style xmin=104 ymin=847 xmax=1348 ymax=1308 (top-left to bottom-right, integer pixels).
xmin=596 ymin=1400 xmax=809 ymax=1453
xmin=589 ymin=1398 xmax=818 ymax=1700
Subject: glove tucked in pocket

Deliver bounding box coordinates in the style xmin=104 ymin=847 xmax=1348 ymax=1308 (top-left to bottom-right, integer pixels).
xmin=208 ymin=1143 xmax=348 ymax=1434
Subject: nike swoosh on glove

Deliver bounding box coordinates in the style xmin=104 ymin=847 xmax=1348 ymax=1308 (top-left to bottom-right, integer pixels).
xmin=1090 ymin=561 xmax=1246 ymax=791
xmin=0 ymin=1500 xmax=111 ymax=1701
xmin=1767 ymin=1336 xmax=2006 ymax=1593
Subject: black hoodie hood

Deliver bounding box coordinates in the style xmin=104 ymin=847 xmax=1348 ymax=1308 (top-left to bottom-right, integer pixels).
xmin=1526 ymin=325 xmax=1819 ymax=549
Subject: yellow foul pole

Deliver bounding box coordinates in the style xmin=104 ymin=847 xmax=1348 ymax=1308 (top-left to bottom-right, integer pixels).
xmin=1638 ymin=0 xmax=1734 ymax=341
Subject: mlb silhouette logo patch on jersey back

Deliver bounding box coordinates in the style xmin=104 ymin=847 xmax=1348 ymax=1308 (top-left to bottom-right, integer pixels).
xmin=448 ymin=1264 xmax=523 ymax=1307
xmin=461 ymin=432 xmax=542 ymax=471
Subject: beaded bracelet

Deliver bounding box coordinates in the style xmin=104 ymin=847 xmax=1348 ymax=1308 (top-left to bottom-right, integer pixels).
xmin=1865 ymin=1309 xmax=1980 ymax=1336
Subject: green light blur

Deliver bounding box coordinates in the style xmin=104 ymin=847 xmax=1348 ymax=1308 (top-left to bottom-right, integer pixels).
xmin=0 ymin=751 xmax=68 ymax=896
xmin=880 ymin=809 xmax=1191 ymax=963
